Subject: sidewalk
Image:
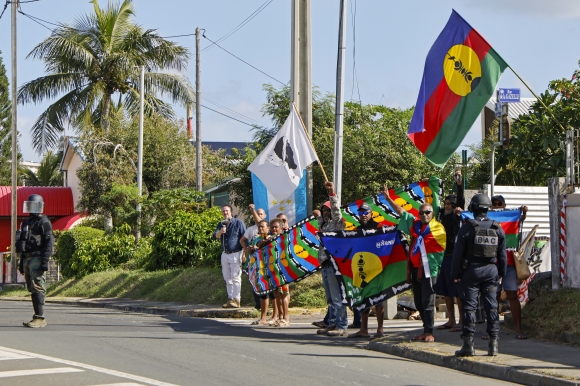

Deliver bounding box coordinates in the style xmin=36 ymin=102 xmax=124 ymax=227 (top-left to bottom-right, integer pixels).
xmin=370 ymin=318 xmax=580 ymax=386
xmin=3 ymin=295 xmax=579 ymax=385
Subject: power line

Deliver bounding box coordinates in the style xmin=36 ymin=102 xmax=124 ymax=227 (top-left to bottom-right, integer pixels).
xmin=18 ymin=9 xmax=53 ymax=31
xmin=0 ymin=1 xmax=9 ymax=21
xmin=201 ymin=104 xmax=257 ymax=127
xmin=204 ymin=97 xmax=265 ymax=126
xmin=201 ymin=0 xmax=273 ymax=53
xmin=161 ymin=33 xmax=195 ymax=39
xmin=202 ymin=32 xmax=286 ymax=86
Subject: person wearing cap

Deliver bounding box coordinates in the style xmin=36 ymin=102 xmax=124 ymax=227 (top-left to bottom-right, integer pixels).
xmin=382 ymin=184 xmax=446 ymax=342
xmin=347 ymin=201 xmax=385 ymax=339
xmin=490 ymin=195 xmax=528 ymax=340
xmin=435 ymin=169 xmax=465 ymax=332
xmin=16 ymin=194 xmax=54 ymax=328
xmin=315 ymin=181 xmax=349 ymax=337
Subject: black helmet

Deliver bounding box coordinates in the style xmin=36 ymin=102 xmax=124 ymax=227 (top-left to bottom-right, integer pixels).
xmin=23 ymin=194 xmax=44 ymax=214
xmin=468 ymin=193 xmax=491 ymax=213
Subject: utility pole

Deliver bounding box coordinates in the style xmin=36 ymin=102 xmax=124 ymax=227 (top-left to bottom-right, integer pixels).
xmin=10 ymin=0 xmax=18 ymax=284
xmin=333 ymin=0 xmax=347 ymax=205
xmin=136 ymin=65 xmax=144 ymax=242
xmin=186 ymin=104 xmax=193 ymax=140
xmin=195 ymin=27 xmax=202 ymax=192
xmin=291 ymin=0 xmax=312 ymax=213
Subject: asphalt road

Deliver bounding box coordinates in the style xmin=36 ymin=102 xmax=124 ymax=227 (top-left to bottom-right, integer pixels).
xmin=0 ymin=300 xmax=516 ymax=386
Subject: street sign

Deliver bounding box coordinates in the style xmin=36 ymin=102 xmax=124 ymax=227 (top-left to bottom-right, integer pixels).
xmin=498 ymin=88 xmax=520 ymax=103
xmin=494 ymin=102 xmax=502 ymax=117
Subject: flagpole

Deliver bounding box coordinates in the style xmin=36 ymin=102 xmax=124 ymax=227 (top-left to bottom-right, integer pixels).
xmin=508 ymin=65 xmax=568 ymax=132
xmin=292 ymin=102 xmax=329 ymax=182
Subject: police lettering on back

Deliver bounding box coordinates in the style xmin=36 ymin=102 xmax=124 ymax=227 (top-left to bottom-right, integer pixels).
xmin=468 ymin=219 xmax=500 ymax=261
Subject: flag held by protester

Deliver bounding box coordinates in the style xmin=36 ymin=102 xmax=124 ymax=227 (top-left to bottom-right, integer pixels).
xmin=248 ymin=104 xmax=318 ymax=201
xmin=461 ymin=208 xmax=524 ymax=251
xmin=320 ymin=227 xmax=410 ymax=311
xmin=244 ymin=178 xmax=442 ymax=295
xmin=408 ymin=10 xmax=508 ymax=167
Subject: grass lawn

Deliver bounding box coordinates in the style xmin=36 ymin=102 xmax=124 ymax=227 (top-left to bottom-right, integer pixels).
xmin=0 ymin=268 xmax=326 ymax=308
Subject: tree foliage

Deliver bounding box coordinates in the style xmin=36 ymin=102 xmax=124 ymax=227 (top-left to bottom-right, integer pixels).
xmin=23 ymin=150 xmax=64 ymax=186
xmin=17 ymin=0 xmax=193 ymax=153
xmin=495 ymin=63 xmax=580 ymax=186
xmin=228 ymin=84 xmax=459 ymax=217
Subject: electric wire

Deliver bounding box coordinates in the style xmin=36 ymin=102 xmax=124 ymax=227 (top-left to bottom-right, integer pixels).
xmin=0 ymin=1 xmax=10 ymax=21
xmin=201 ymin=0 xmax=273 ymax=53
xmin=202 ymin=32 xmax=286 ymax=86
xmin=202 ymin=104 xmax=257 ymax=127
xmin=203 ymin=97 xmax=265 ymax=126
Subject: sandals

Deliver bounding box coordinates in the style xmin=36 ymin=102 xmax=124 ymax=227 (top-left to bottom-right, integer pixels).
xmin=373 ymin=332 xmax=385 ymax=339
xmin=273 ymin=319 xmax=290 ymax=327
xmin=348 ymin=331 xmax=371 ymax=339
xmin=251 ymin=320 xmax=268 ymax=326
xmin=449 ymin=326 xmax=462 ymax=332
xmin=412 ymin=334 xmax=426 ymax=341
xmin=436 ymin=323 xmax=453 ymax=330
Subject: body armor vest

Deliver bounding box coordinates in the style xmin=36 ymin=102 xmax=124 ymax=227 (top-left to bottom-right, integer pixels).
xmin=466 ymin=219 xmax=499 ymax=263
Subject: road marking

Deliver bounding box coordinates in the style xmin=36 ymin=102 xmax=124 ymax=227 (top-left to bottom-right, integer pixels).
xmin=0 ymin=346 xmax=178 ymax=386
xmin=90 ymin=384 xmax=145 ymax=386
xmin=0 ymin=367 xmax=83 ymax=378
xmin=0 ymin=348 xmax=33 ymax=361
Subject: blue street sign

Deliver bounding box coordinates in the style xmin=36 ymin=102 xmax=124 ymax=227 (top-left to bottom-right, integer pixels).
xmin=498 ymin=88 xmax=520 ymax=103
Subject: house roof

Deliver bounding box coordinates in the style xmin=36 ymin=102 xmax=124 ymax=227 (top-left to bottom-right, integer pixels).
xmin=0 ymin=187 xmax=74 ymax=217
xmin=485 ymin=97 xmax=537 ymax=120
xmin=60 ymin=137 xmax=85 ymax=172
xmin=203 ymin=141 xmax=249 ymax=155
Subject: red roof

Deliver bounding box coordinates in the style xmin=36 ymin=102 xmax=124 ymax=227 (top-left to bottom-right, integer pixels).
xmin=0 ymin=187 xmax=74 ymax=217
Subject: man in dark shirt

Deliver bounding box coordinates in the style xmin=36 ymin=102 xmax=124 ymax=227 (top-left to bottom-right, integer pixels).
xmin=436 ymin=170 xmax=465 ymax=332
xmin=213 ymin=204 xmax=246 ymax=308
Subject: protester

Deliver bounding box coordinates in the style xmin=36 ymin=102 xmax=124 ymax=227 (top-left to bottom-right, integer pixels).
xmin=436 ymin=169 xmax=465 ymax=332
xmin=249 ymin=220 xmax=277 ymax=326
xmin=490 ymin=194 xmax=529 ymax=340
xmin=315 ymin=181 xmax=348 ymax=337
xmin=240 ymin=204 xmax=267 ymax=309
xmin=277 ymin=213 xmax=290 ymax=231
xmin=348 ymin=202 xmax=386 ymax=339
xmin=213 ymin=205 xmax=246 ymax=308
xmin=312 ymin=209 xmax=321 ymax=218
xmin=383 ymin=185 xmax=446 ymax=343
xmin=267 ymin=218 xmax=290 ymax=326
xmin=452 ymin=194 xmax=507 ymax=356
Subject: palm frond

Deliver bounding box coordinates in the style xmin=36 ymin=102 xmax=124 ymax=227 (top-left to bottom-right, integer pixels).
xmin=18 ymin=73 xmax=86 ymax=104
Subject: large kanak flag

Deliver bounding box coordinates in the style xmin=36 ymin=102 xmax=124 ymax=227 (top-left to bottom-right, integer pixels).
xmin=408 ymin=10 xmax=508 ymax=167
xmin=248 ymin=104 xmax=318 ymax=201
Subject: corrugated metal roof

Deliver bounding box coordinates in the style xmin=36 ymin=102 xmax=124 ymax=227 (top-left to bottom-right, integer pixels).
xmin=484 ymin=185 xmax=550 ymax=238
xmin=0 ymin=187 xmax=74 ymax=217
xmin=485 ymin=97 xmax=537 ymax=120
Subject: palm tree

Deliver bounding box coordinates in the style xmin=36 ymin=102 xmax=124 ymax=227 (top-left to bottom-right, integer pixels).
xmin=23 ymin=150 xmax=63 ymax=186
xmin=18 ymin=0 xmax=194 ymax=153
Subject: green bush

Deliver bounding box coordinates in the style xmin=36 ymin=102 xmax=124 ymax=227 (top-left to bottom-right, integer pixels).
xmin=148 ymin=207 xmax=222 ymax=270
xmin=70 ymin=225 xmax=138 ymax=277
xmin=55 ymin=226 xmax=105 ymax=278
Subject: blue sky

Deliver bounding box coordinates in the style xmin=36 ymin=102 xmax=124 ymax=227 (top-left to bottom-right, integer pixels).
xmin=1 ymin=0 xmax=579 ymax=162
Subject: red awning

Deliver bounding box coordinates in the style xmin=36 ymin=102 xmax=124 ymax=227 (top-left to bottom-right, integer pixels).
xmin=0 ymin=187 xmax=74 ymax=217
xmin=51 ymin=213 xmax=84 ymax=231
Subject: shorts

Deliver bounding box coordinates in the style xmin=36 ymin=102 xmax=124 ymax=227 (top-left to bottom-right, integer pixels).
xmin=259 ymin=292 xmax=275 ymax=300
xmin=498 ymin=265 xmax=518 ymax=292
xmin=277 ymin=285 xmax=290 ymax=295
xmin=435 ymin=256 xmax=458 ymax=297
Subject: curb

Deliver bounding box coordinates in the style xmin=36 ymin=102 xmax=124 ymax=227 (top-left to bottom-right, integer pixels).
xmin=369 ymin=340 xmax=579 ymax=386
xmin=0 ymin=297 xmax=259 ymax=319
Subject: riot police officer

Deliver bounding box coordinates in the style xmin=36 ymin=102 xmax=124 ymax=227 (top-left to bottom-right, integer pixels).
xmin=452 ymin=194 xmax=507 ymax=356
xmin=16 ymin=194 xmax=54 ymax=328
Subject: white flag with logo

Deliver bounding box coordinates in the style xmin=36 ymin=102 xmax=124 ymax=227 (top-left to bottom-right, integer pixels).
xmin=248 ymin=104 xmax=318 ymax=201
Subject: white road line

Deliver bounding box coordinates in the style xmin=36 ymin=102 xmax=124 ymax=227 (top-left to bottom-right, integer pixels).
xmin=0 ymin=346 xmax=179 ymax=386
xmin=0 ymin=367 xmax=83 ymax=378
xmin=0 ymin=348 xmax=33 ymax=360
xmin=90 ymin=384 xmax=145 ymax=386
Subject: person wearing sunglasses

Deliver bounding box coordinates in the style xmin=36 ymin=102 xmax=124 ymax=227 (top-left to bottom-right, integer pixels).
xmin=382 ymin=184 xmax=446 ymax=343
xmin=347 ymin=202 xmax=385 ymax=339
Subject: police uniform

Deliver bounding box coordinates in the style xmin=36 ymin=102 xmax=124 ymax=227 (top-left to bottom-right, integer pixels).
xmin=16 ymin=194 xmax=54 ymax=328
xmin=452 ymin=194 xmax=507 ymax=356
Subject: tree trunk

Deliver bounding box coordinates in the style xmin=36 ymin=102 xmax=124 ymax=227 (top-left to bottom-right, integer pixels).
xmin=102 ymin=93 xmax=112 ymax=131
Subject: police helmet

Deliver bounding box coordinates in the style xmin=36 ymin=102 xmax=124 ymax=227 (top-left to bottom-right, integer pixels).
xmin=23 ymin=194 xmax=44 ymax=214
xmin=468 ymin=193 xmax=492 ymax=213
